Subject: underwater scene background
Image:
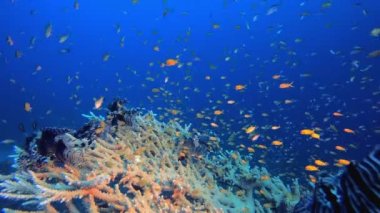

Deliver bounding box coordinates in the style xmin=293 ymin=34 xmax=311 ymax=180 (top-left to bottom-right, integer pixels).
xmin=0 ymin=0 xmax=379 ymax=212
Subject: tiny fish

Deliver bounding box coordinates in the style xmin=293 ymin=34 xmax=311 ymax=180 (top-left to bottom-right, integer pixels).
xmin=94 ymin=96 xmax=104 ymax=109
xmin=165 ymin=58 xmax=178 ymax=67
xmin=245 ymin=126 xmax=256 ymax=134
xmin=305 ymin=165 xmax=319 ymax=172
xmin=45 ymin=23 xmax=53 ymax=38
xmin=74 ymin=0 xmax=80 ymax=10
xmin=24 ymin=102 xmax=32 ymax=112
xmin=1 ymin=139 xmax=16 ymax=144
xmin=6 ymin=36 xmax=14 ymax=46
xmin=235 ymin=84 xmax=246 ymax=91
xmin=279 ymin=82 xmax=294 ymax=89
xmin=59 ymin=34 xmax=69 ymax=43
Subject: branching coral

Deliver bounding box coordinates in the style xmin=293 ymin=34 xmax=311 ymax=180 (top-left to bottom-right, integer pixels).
xmin=0 ymin=102 xmax=302 ymax=212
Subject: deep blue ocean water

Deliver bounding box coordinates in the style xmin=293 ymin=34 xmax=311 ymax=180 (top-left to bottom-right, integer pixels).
xmin=1 ymin=0 xmax=379 ymax=185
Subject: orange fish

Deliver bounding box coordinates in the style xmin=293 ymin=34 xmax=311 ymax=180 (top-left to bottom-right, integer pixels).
xmin=309 ymin=175 xmax=317 ymax=183
xmin=305 ymin=165 xmax=319 ymax=172
xmin=343 ymin=128 xmax=355 ymax=134
xmin=314 ymin=160 xmax=328 ymax=166
xmin=335 ymin=145 xmax=346 ymax=151
xmin=300 ymin=129 xmax=315 ymax=135
xmin=214 ymin=110 xmax=223 ymax=115
xmin=279 ymin=82 xmax=294 ymax=89
xmin=235 ymin=84 xmax=246 ymax=91
xmin=271 ymin=140 xmax=283 ymax=146
xmin=247 ymin=147 xmax=255 ymax=153
xmin=24 ymin=102 xmax=32 ymax=112
xmin=165 ymin=58 xmax=178 ymax=67
xmin=333 ymin=112 xmax=343 ymax=117
xmin=272 ymin=74 xmax=281 ymax=80
xmin=336 ymin=159 xmax=350 ymax=166
xmin=94 ymin=97 xmax=104 ymax=109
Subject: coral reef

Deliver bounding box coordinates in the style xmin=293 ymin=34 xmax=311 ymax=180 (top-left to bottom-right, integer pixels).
xmin=0 ymin=99 xmax=301 ymax=212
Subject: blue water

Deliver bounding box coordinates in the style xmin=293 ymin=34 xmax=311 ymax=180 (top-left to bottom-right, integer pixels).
xmin=1 ymin=0 xmax=379 ymax=182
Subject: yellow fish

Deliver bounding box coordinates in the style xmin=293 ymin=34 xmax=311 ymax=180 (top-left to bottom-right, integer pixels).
xmin=300 ymin=129 xmax=314 ymax=135
xmin=311 ymin=133 xmax=320 ymax=140
xmin=24 ymin=102 xmax=32 ymax=112
xmin=245 ymin=126 xmax=256 ymax=134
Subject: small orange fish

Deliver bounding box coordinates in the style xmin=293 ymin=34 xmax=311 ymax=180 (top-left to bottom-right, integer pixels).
xmin=335 ymin=145 xmax=346 ymax=151
xmin=272 ymin=74 xmax=281 ymax=80
xmin=271 ymin=125 xmax=281 ymax=130
xmin=214 ymin=110 xmax=223 ymax=115
xmin=272 ymin=140 xmax=283 ymax=146
xmin=245 ymin=126 xmax=256 ymax=134
xmin=336 ymin=159 xmax=350 ymax=166
xmin=24 ymin=102 xmax=32 ymax=112
xmin=314 ymin=160 xmax=328 ymax=166
xmin=309 ymin=175 xmax=317 ymax=183
xmin=94 ymin=97 xmax=104 ymax=109
xmin=279 ymin=82 xmax=294 ymax=89
xmin=300 ymin=129 xmax=315 ymax=135
xmin=305 ymin=165 xmax=319 ymax=172
xmin=165 ymin=58 xmax=178 ymax=67
xmin=247 ymin=147 xmax=255 ymax=153
xmin=343 ymin=128 xmax=355 ymax=134
xmin=235 ymin=84 xmax=246 ymax=91
xmin=333 ymin=112 xmax=343 ymax=117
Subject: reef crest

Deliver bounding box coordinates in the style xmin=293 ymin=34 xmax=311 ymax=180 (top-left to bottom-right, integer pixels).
xmin=0 ymin=99 xmax=300 ymax=212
